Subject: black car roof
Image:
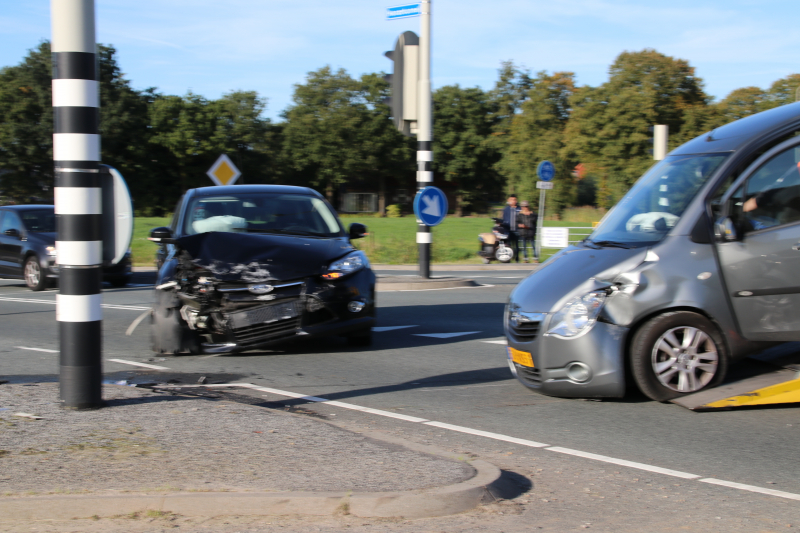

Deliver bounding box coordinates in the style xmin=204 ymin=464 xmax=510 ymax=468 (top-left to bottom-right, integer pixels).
xmin=0 ymin=204 xmax=54 ymax=211
xmin=189 ymin=185 xmax=323 ymax=198
xmin=672 ymin=101 xmax=800 ymax=155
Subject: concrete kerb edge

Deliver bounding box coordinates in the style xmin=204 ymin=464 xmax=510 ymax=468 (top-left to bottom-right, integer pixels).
xmin=0 ymin=462 xmax=501 ymax=521
xmin=0 ymin=392 xmax=505 ymax=521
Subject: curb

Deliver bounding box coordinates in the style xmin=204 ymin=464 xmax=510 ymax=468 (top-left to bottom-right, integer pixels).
xmin=0 ymin=460 xmax=502 ymax=521
xmin=376 ymin=275 xmax=480 ymax=291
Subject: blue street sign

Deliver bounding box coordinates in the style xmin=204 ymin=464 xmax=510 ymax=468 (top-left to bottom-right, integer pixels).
xmin=537 ymin=160 xmax=555 ymax=182
xmin=413 ymin=186 xmax=448 ymax=226
xmin=387 ymin=3 xmax=421 ymax=20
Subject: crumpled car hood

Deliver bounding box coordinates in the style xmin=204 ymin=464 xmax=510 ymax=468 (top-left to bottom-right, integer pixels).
xmin=175 ymin=231 xmax=354 ymax=282
xmin=511 ymin=245 xmax=647 ymax=312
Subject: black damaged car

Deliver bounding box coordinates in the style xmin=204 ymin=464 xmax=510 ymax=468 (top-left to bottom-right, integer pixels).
xmin=149 ymin=185 xmax=376 ymax=355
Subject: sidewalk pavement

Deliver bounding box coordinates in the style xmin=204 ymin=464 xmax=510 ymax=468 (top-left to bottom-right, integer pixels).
xmin=0 ymin=382 xmax=506 ymax=522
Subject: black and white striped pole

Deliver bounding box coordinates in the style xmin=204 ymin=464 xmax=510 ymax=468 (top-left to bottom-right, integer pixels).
xmin=416 ymin=0 xmax=432 ymax=279
xmin=52 ymin=0 xmax=103 ymax=409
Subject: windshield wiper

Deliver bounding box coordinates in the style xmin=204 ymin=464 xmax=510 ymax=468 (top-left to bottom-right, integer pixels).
xmin=583 ymin=239 xmax=635 ymax=249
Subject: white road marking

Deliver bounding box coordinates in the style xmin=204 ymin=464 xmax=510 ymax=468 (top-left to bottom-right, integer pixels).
xmin=324 ymin=401 xmax=430 ymax=423
xmin=190 ymin=381 xmax=800 ymax=501
xmin=482 ymin=339 xmax=508 ymax=345
xmin=413 ymin=331 xmax=481 ymax=339
xmin=0 ymin=296 xmax=150 ymax=311
xmin=425 ymin=421 xmax=549 ymax=448
xmin=15 ymin=346 xmax=59 ymax=353
xmin=372 ymin=325 xmax=419 ymax=332
xmin=546 ymin=447 xmax=700 ymax=479
xmin=107 ymin=358 xmax=170 ymax=370
xmin=394 ymin=285 xmax=495 ymax=292
xmin=699 ymin=478 xmax=800 ymax=501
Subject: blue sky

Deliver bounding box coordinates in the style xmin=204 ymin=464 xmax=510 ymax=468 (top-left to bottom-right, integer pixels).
xmin=2 ymin=1 xmax=799 ymax=120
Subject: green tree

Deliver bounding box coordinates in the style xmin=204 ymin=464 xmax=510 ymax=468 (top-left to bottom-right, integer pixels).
xmin=0 ymin=42 xmax=54 ymax=201
xmin=282 ymin=66 xmax=411 ymax=208
xmin=562 ymin=49 xmax=709 ymax=207
xmin=433 ymin=85 xmax=501 ymax=215
xmin=497 ymin=71 xmax=576 ymax=215
xmin=0 ymin=42 xmax=154 ymax=204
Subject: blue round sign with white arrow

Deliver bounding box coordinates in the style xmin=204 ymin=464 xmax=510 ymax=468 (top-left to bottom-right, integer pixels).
xmin=413 ymin=186 xmax=448 ymax=226
xmin=537 ymin=160 xmax=555 ymax=182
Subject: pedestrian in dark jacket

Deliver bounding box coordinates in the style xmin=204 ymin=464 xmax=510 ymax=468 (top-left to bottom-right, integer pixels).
xmin=516 ymin=201 xmax=537 ymax=263
xmin=502 ymin=195 xmax=520 ymax=262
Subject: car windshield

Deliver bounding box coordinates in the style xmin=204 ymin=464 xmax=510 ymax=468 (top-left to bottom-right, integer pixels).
xmin=587 ymin=154 xmax=728 ymax=246
xmin=183 ymin=193 xmax=344 ymax=237
xmin=20 ymin=209 xmax=56 ymax=233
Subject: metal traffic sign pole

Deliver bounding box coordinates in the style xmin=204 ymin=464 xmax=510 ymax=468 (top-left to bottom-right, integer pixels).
xmin=535 ymin=161 xmax=555 ymax=261
xmin=386 ymin=1 xmax=433 ymax=278
xmin=52 ymin=0 xmax=103 ymax=409
xmin=416 ymin=0 xmax=433 ymax=279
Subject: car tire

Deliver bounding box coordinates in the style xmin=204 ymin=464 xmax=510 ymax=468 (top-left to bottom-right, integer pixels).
xmin=631 ymin=311 xmax=728 ymax=402
xmin=24 ymin=255 xmax=46 ymax=291
xmin=347 ymin=328 xmax=373 ymax=347
xmin=109 ymin=276 xmax=129 ymax=288
xmin=151 ymin=290 xmax=199 ymax=355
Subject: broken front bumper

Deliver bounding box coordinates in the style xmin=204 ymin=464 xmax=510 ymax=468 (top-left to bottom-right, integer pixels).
xmin=199 ymin=269 xmax=376 ymax=354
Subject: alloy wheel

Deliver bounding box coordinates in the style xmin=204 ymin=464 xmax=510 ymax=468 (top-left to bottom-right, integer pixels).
xmin=650 ymin=326 xmax=718 ymax=392
xmin=25 ymin=259 xmax=41 ymax=289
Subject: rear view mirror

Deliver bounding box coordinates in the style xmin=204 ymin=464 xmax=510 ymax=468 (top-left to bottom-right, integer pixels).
xmin=715 ymin=217 xmax=739 ymax=242
xmin=148 ymin=226 xmax=176 ymax=244
xmin=349 ymin=223 xmax=368 ymax=240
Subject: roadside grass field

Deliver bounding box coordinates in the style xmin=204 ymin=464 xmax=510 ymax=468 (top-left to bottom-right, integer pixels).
xmin=131 ymin=215 xmax=596 ymax=266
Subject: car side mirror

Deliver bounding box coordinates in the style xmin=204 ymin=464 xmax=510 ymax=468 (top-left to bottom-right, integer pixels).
xmin=4 ymin=228 xmax=20 ymax=239
xmin=715 ymin=217 xmax=739 ymax=242
xmin=148 ymin=226 xmax=176 ymax=244
xmin=349 ymin=223 xmax=368 ymax=240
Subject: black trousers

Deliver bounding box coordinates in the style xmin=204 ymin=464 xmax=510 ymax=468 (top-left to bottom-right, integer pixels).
xmin=509 ymin=232 xmax=520 ymax=262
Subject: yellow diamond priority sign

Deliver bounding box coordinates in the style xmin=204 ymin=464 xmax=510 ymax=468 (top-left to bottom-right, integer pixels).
xmin=207 ymin=154 xmax=241 ymax=186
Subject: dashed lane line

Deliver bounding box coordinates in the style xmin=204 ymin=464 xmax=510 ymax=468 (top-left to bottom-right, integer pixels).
xmin=412 ymin=331 xmax=481 ymax=339
xmin=0 ymin=296 xmax=150 ymax=311
xmin=424 ymin=421 xmax=549 ymax=448
xmin=15 ymin=346 xmax=59 ymax=353
xmin=107 ymin=358 xmax=171 ymax=370
xmin=699 ymin=478 xmax=800 ymax=501
xmin=200 ymin=382 xmax=800 ymax=502
xmin=372 ymin=325 xmax=419 ymax=332
xmin=546 ymin=447 xmax=699 ymax=479
xmin=482 ymin=339 xmax=508 ymax=345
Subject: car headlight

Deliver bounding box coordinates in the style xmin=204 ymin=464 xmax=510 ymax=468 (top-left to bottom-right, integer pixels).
xmin=546 ymin=291 xmax=607 ymax=338
xmin=46 ymin=246 xmax=57 ymax=256
xmin=323 ymin=251 xmax=369 ymax=280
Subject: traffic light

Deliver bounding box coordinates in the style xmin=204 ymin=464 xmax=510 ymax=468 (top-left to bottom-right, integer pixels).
xmin=385 ymin=31 xmax=419 ymax=137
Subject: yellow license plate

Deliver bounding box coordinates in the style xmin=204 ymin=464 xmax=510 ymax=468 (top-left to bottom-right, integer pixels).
xmin=508 ymin=347 xmax=534 ymax=367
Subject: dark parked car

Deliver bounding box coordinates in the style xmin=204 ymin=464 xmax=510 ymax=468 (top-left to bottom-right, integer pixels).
xmin=0 ymin=204 xmax=131 ymax=290
xmin=148 ymin=185 xmax=376 ymax=355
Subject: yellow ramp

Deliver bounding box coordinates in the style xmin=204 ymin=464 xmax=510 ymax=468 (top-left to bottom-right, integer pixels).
xmin=703 ymin=377 xmax=800 ymax=408
xmin=671 ymin=366 xmax=800 ymax=411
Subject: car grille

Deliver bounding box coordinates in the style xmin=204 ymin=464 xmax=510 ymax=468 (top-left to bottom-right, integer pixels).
xmin=226 ymin=300 xmax=303 ymax=345
xmin=509 ymin=320 xmax=540 ymax=342
xmin=232 ymin=317 xmax=301 ymax=346
xmin=515 ymin=365 xmax=542 ymax=387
